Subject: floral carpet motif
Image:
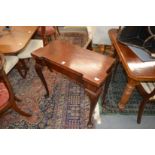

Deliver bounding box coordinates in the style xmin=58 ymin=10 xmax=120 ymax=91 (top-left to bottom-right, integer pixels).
xmin=0 ymin=29 xmax=91 ymax=129
xmin=103 ymin=64 xmax=155 ymax=115
xmin=0 ymin=59 xmax=89 ymax=129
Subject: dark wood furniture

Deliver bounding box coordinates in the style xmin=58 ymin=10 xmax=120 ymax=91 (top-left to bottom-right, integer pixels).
xmin=137 ymin=82 xmax=155 ymax=123
xmin=109 ymin=29 xmax=155 ymax=114
xmin=38 ymin=26 xmax=60 ymax=46
xmin=31 ymin=40 xmax=115 ymax=127
xmin=0 ymin=54 xmax=31 ymax=117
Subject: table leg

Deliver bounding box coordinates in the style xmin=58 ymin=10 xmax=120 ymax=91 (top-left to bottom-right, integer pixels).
xmin=85 ymin=88 xmax=102 ymax=128
xmin=46 ymin=63 xmax=53 ymax=73
xmin=102 ymin=71 xmax=113 ymax=110
xmin=118 ymin=78 xmax=138 ymax=111
xmin=35 ymin=59 xmax=49 ymax=97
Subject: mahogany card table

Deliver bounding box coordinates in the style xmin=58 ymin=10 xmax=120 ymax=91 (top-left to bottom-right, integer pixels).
xmin=32 ymin=40 xmax=115 ymax=127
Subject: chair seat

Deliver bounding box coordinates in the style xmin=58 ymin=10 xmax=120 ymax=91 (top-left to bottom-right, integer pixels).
xmin=141 ymin=82 xmax=155 ymax=100
xmin=17 ymin=39 xmax=43 ymax=59
xmin=0 ymin=82 xmax=9 ymax=108
xmin=4 ymin=56 xmax=19 ymax=74
xmin=37 ymin=26 xmax=56 ymax=36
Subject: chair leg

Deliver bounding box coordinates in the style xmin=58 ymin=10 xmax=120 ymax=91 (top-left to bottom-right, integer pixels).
xmin=137 ymin=99 xmax=148 ymax=124
xmin=12 ymin=101 xmax=31 ymax=117
xmin=16 ymin=62 xmax=25 ymax=78
xmin=20 ymin=59 xmax=29 ymax=77
xmin=21 ymin=59 xmax=29 ymax=69
xmin=16 ymin=59 xmax=29 ymax=78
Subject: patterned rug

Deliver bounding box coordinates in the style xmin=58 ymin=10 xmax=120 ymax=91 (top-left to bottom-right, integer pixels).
xmin=102 ymin=63 xmax=155 ymax=115
xmin=0 ymin=59 xmax=90 ymax=129
xmin=0 ymin=27 xmax=92 ymax=129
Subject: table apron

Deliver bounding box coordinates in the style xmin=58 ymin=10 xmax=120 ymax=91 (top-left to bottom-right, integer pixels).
xmin=45 ymin=60 xmax=103 ymax=93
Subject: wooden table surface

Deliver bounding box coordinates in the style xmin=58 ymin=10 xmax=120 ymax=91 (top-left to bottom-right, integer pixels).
xmin=0 ymin=26 xmax=38 ymax=54
xmin=32 ymin=40 xmax=114 ymax=87
xmin=109 ymin=29 xmax=155 ymax=110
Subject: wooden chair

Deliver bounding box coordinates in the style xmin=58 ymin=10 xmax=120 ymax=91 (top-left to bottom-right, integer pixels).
xmin=17 ymin=27 xmax=59 ymax=78
xmin=17 ymin=39 xmax=43 ymax=78
xmin=137 ymin=82 xmax=155 ymax=124
xmin=0 ymin=54 xmax=31 ymax=117
xmin=0 ymin=54 xmax=29 ymax=82
xmin=59 ymin=26 xmax=92 ymax=49
xmin=37 ymin=26 xmax=60 ymax=46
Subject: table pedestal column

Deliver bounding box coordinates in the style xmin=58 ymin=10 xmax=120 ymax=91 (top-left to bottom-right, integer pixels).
xmin=118 ymin=78 xmax=139 ymax=111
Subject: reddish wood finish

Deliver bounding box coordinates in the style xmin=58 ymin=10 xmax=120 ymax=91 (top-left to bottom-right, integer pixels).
xmin=109 ymin=29 xmax=155 ymax=111
xmin=0 ymin=54 xmax=31 ymax=117
xmin=32 ymin=40 xmax=115 ymax=127
xmin=38 ymin=26 xmax=60 ymax=46
xmin=135 ymin=83 xmax=155 ymax=123
xmin=0 ymin=26 xmax=38 ymax=54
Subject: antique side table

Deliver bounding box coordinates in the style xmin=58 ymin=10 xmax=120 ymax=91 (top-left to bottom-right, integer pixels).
xmin=32 ymin=40 xmax=115 ymax=127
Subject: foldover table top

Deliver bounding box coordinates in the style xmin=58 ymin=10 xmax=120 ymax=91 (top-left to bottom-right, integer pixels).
xmin=32 ymin=40 xmax=115 ymax=127
xmin=32 ymin=40 xmax=115 ymax=87
xmin=0 ymin=26 xmax=38 ymax=54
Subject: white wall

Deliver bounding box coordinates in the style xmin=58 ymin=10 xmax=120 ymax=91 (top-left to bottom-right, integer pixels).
xmin=92 ymin=26 xmax=118 ymax=45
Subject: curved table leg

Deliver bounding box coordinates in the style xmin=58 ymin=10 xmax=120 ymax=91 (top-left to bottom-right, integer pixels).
xmin=46 ymin=63 xmax=53 ymax=73
xmin=85 ymin=88 xmax=102 ymax=128
xmin=137 ymin=98 xmax=148 ymax=124
xmin=35 ymin=59 xmax=49 ymax=97
xmin=118 ymin=78 xmax=139 ymax=111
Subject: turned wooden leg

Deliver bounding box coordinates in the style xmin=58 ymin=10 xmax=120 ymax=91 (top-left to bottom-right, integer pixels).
xmin=85 ymin=88 xmax=102 ymax=128
xmin=12 ymin=101 xmax=31 ymax=117
xmin=118 ymin=79 xmax=138 ymax=111
xmin=35 ymin=60 xmax=49 ymax=97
